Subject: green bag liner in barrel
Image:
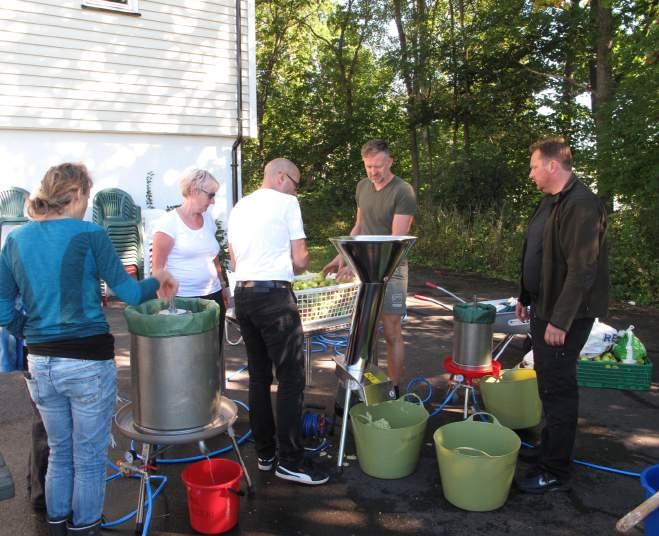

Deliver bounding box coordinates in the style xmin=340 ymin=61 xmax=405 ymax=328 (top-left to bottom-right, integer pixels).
xmin=453 ymin=302 xmax=496 ymax=324
xmin=124 ymin=298 xmax=219 ymax=337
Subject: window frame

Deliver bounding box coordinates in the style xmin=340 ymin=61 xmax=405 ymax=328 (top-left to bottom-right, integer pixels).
xmin=81 ymin=0 xmax=140 ymax=15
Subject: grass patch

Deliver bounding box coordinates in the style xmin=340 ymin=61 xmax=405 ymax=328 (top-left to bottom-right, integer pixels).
xmin=302 ymin=195 xmax=354 ymax=272
xmin=412 ymin=203 xmax=659 ymax=305
xmin=412 ymin=205 xmax=524 ymax=283
xmin=299 ymin=199 xmax=659 ymax=305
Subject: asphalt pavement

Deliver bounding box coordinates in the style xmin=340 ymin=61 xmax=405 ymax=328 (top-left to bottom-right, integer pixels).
xmin=0 ymin=267 xmax=657 ymax=535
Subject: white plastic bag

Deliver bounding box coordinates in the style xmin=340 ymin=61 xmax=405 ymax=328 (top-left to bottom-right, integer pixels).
xmin=520 ymin=349 xmax=534 ymax=369
xmin=580 ymin=319 xmax=618 ymax=358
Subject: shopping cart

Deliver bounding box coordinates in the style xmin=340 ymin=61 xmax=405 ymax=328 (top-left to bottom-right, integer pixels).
xmin=224 ymin=274 xmax=360 ymax=386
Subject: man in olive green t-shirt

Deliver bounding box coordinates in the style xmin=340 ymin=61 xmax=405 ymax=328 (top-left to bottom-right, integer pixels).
xmin=323 ymin=140 xmax=416 ymax=396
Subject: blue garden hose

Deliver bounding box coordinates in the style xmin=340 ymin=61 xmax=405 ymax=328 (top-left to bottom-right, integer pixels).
xmin=406 ymin=376 xmax=643 ymax=478
xmin=128 ymin=400 xmax=252 ymax=465
xmin=104 ymin=399 xmax=251 ymax=533
xmin=519 ymin=441 xmax=642 ymax=478
xmin=102 ymin=472 xmax=167 ymax=535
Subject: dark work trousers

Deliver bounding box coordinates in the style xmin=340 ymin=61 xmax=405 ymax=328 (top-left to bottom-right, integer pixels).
xmin=198 ymin=289 xmax=227 ymax=357
xmin=24 ymin=355 xmax=48 ymax=510
xmin=233 ymin=286 xmax=305 ymax=468
xmin=531 ymin=306 xmax=593 ymax=481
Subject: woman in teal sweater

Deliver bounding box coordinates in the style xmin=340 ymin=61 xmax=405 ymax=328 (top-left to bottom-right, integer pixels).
xmin=0 ymin=163 xmax=176 ymax=536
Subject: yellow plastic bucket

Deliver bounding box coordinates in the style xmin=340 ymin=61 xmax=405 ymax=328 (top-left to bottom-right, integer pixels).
xmin=479 ymin=368 xmax=541 ymax=429
xmin=350 ymin=395 xmax=428 ymax=479
xmin=433 ymin=412 xmax=520 ymax=511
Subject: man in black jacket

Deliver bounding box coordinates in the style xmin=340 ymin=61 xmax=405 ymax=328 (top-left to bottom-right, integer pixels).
xmin=516 ymin=137 xmax=609 ymax=493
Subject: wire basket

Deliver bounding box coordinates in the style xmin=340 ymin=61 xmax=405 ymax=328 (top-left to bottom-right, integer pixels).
xmin=294 ymin=277 xmax=360 ymax=327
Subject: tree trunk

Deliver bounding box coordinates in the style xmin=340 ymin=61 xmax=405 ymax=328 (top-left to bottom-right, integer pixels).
xmin=590 ymin=0 xmax=615 ymax=210
xmin=392 ymin=0 xmax=421 ymax=192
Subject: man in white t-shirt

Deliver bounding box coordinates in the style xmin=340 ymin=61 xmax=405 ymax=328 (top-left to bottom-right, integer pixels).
xmin=228 ymin=158 xmax=329 ymax=486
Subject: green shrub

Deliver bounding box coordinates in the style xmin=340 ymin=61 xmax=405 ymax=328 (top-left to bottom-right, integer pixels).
xmin=608 ymin=208 xmax=659 ymax=305
xmin=412 ymin=205 xmax=524 ymax=282
xmin=412 ymin=203 xmax=659 ymax=305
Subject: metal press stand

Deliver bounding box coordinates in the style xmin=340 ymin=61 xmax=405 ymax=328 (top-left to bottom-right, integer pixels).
xmin=442 ymin=357 xmax=502 ymax=419
xmin=114 ymin=398 xmax=252 ymax=534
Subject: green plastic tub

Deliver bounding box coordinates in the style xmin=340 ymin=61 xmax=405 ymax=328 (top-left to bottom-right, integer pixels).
xmin=433 ymin=412 xmax=520 ymax=511
xmin=479 ymin=369 xmax=542 ymax=429
xmin=350 ymin=395 xmax=429 ymax=479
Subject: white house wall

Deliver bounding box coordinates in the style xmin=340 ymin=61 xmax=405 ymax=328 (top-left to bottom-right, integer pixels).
xmin=0 ymin=0 xmax=257 ymax=138
xmin=0 ymin=129 xmax=238 ymax=224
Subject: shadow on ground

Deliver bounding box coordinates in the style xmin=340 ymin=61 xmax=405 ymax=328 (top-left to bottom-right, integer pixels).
xmin=1 ymin=267 xmax=657 ymax=535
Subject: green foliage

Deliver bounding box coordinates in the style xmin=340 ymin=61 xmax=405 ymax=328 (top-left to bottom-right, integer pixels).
xmin=301 ymin=191 xmax=354 ymax=271
xmin=608 ymin=208 xmax=659 ymax=305
xmin=214 ymin=220 xmax=231 ymax=271
xmin=245 ymin=0 xmax=659 ymax=305
xmin=412 ymin=204 xmax=525 ymax=282
xmin=411 ymin=203 xmax=659 ymax=305
xmin=598 ymin=0 xmax=659 ymax=244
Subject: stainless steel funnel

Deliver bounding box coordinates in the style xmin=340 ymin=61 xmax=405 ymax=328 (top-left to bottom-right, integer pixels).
xmin=330 ymin=235 xmax=416 ymax=380
xmin=329 ymin=235 xmax=416 ymax=469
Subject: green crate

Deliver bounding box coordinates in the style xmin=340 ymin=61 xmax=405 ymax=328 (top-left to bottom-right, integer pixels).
xmin=577 ymin=359 xmax=653 ymax=391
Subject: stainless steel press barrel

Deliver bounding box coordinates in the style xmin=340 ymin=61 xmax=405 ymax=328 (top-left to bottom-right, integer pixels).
xmin=124 ymin=298 xmax=222 ymax=434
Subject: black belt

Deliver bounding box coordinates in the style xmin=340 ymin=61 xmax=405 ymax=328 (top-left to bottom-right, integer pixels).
xmin=235 ymin=280 xmax=291 ymax=289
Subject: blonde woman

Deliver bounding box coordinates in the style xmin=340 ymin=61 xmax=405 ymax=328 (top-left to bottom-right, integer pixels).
xmin=0 ymin=163 xmax=177 ymax=536
xmin=152 ymin=169 xmax=229 ymax=338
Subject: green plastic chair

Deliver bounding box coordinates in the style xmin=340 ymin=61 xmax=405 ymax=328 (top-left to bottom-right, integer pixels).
xmin=0 ymin=187 xmax=29 ymax=246
xmin=93 ymin=189 xmax=144 ymax=290
xmin=92 ymin=188 xmax=141 ymax=227
xmin=0 ymin=187 xmax=29 ymax=221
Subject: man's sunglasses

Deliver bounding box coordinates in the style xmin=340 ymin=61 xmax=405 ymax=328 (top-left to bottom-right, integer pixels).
xmin=200 ymin=188 xmax=216 ymax=199
xmin=285 ymin=173 xmax=300 ymax=191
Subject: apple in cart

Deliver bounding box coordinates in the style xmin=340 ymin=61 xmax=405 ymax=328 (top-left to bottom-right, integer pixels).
xmin=293 ymin=273 xmax=336 ymax=291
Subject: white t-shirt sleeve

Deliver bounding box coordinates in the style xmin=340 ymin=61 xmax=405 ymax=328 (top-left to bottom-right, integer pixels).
xmin=150 ymin=209 xmax=221 ymax=296
xmin=287 ymin=199 xmax=306 ymax=241
xmin=153 ymin=211 xmax=177 ymax=239
xmin=227 ymin=206 xmax=238 ymax=245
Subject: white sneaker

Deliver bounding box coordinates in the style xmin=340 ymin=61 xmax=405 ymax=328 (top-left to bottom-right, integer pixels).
xmin=257 ymin=455 xmax=276 ymax=471
xmin=275 ymin=463 xmax=329 ymax=485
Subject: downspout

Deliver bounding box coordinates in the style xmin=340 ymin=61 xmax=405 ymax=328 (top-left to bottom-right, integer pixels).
xmin=231 ymin=0 xmax=243 ymax=206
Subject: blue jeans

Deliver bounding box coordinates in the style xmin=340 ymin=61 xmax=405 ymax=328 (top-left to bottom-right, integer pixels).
xmin=24 ymin=356 xmax=116 ymax=526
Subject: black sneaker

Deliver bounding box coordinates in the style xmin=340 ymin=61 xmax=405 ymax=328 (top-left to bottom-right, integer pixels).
xmin=516 ymin=471 xmax=569 ymax=494
xmin=257 ymin=456 xmax=276 ymax=471
xmin=275 ymin=463 xmax=329 ymax=486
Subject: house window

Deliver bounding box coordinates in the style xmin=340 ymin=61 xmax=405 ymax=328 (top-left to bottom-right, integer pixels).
xmin=81 ymin=0 xmax=140 ymax=15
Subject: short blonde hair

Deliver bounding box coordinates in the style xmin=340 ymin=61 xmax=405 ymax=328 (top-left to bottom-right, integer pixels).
xmin=361 ymin=139 xmax=392 ymax=158
xmin=27 ymin=163 xmax=92 ymax=218
xmin=179 ymin=169 xmax=219 ymax=197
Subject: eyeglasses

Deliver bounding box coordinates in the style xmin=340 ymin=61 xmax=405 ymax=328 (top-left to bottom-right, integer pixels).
xmin=200 ymin=188 xmax=216 ymax=199
xmin=285 ymin=173 xmax=300 ymax=191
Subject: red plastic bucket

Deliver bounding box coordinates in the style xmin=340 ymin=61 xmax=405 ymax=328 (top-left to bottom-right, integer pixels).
xmin=181 ymin=458 xmax=243 ymax=534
